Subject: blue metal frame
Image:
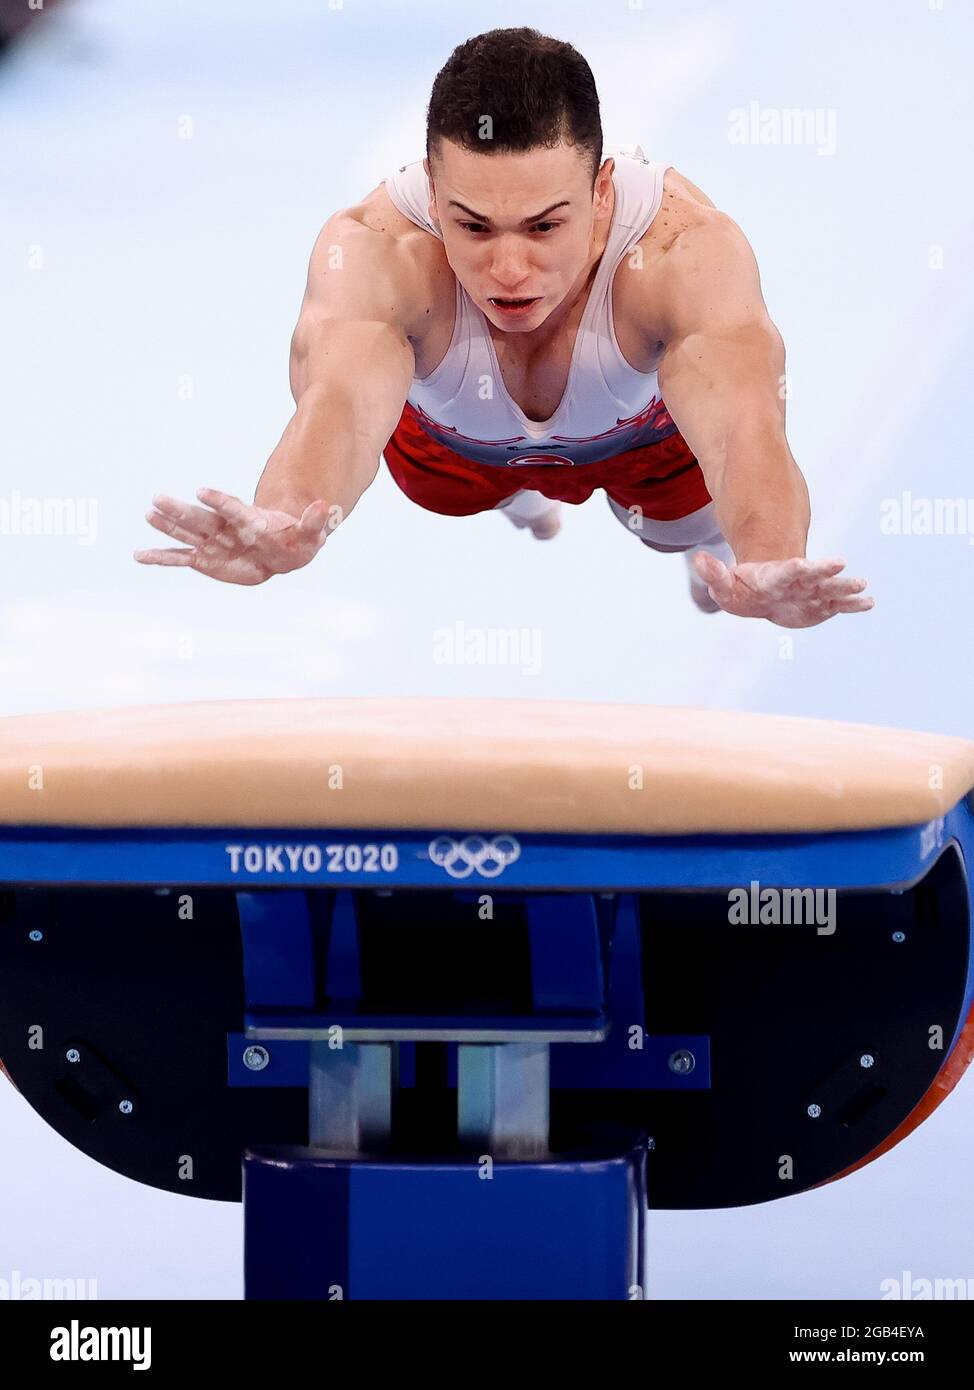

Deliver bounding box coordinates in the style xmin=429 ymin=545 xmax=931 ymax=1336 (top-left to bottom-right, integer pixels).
xmin=3 ymin=796 xmax=972 ymax=1300
xmin=3 ymin=800 xmax=971 ymax=1066
xmin=0 ymin=800 xmax=970 ymax=891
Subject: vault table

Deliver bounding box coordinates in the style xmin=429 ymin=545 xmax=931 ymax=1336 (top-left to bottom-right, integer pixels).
xmin=0 ymin=698 xmax=972 ymax=1299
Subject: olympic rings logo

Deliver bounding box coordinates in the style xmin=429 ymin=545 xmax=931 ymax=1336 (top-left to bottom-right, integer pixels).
xmin=427 ymin=834 xmax=522 ymax=879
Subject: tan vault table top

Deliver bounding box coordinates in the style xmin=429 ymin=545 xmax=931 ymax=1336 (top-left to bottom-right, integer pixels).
xmin=0 ymin=697 xmax=972 ymax=835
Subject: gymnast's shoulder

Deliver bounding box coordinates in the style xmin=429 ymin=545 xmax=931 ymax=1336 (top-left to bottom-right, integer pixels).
xmin=300 ymin=182 xmax=452 ymax=342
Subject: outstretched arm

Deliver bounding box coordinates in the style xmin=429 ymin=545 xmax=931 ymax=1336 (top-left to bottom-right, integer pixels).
xmin=656 ymin=216 xmax=872 ymax=627
xmin=135 ymin=213 xmax=416 ymax=584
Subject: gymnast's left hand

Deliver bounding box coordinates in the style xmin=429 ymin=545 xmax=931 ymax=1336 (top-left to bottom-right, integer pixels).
xmin=690 ymin=552 xmax=874 ymax=628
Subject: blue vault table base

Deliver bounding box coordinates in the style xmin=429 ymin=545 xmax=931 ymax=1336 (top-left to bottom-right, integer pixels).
xmin=0 ymin=807 xmax=972 ymax=1300
xmin=244 ymin=1139 xmax=647 ymax=1301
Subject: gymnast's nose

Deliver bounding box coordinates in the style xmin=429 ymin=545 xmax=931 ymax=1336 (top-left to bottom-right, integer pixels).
xmin=488 ymin=237 xmax=533 ymax=288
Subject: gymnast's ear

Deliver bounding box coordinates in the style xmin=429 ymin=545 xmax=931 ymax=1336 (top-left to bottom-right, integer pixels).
xmin=594 ymin=155 xmax=615 ymax=212
xmin=422 ymin=156 xmax=440 ymax=229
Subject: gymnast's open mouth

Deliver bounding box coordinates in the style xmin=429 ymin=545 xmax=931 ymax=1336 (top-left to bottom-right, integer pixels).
xmin=488 ymin=296 xmax=542 ymax=318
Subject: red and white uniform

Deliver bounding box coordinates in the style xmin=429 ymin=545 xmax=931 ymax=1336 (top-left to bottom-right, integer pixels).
xmin=382 ymin=146 xmax=712 ymax=522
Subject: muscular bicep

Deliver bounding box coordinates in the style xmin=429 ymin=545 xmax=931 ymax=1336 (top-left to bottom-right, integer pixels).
xmin=288 ymin=214 xmax=417 ymax=451
xmin=656 ymin=218 xmax=787 ymax=490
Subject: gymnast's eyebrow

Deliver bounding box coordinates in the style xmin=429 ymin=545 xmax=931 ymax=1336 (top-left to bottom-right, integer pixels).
xmin=447 ymin=200 xmax=571 ymax=224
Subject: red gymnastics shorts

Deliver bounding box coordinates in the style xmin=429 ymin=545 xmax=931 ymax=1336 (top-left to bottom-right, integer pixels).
xmin=383 ymin=402 xmax=713 ymax=522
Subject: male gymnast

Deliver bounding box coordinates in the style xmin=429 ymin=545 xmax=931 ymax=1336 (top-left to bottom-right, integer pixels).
xmin=135 ymin=27 xmax=873 ymax=629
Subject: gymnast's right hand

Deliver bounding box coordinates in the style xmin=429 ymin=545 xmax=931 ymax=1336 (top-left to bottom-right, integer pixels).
xmin=134 ymin=487 xmax=334 ymax=585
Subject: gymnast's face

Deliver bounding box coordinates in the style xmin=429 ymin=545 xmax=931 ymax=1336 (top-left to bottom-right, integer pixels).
xmin=425 ymin=138 xmax=614 ymax=334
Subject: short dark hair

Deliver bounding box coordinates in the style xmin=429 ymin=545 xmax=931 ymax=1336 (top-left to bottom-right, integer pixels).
xmin=426 ymin=28 xmax=603 ymax=182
